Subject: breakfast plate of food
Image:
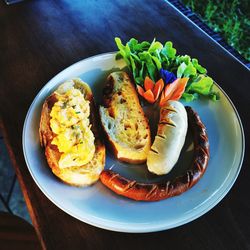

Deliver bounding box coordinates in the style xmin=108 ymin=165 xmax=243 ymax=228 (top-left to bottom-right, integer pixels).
xmin=23 ymin=38 xmax=245 ymax=232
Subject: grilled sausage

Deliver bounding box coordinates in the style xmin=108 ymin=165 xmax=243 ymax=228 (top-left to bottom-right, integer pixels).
xmin=100 ymin=106 xmax=209 ymax=201
xmin=147 ymin=101 xmax=188 ymax=175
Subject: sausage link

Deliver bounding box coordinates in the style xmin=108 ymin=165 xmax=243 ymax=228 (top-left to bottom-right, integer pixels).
xmin=100 ymin=106 xmax=210 ymax=201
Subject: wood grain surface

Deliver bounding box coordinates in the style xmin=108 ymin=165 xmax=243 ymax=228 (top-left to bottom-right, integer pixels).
xmin=0 ymin=0 xmax=249 ymax=249
xmin=0 ymin=212 xmax=41 ymax=250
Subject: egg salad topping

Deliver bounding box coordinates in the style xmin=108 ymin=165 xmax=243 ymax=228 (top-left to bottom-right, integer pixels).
xmin=50 ymin=88 xmax=95 ymax=168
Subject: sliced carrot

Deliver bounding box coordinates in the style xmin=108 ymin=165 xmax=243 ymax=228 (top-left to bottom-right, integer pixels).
xmin=163 ymin=78 xmax=179 ymax=100
xmin=159 ymin=91 xmax=166 ymax=106
xmin=143 ymin=89 xmax=155 ymax=103
xmin=159 ymin=78 xmax=189 ymax=107
xmin=160 ymin=94 xmax=173 ymax=107
xmin=137 ymin=85 xmax=145 ymax=97
xmin=170 ymin=78 xmax=188 ymax=100
xmin=144 ymin=76 xmax=155 ymax=91
xmin=153 ymin=79 xmax=164 ymax=101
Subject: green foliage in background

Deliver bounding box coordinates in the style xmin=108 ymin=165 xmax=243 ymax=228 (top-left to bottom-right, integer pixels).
xmin=182 ymin=0 xmax=250 ymax=61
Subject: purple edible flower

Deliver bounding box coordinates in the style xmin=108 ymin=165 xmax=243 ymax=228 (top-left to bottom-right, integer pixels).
xmin=159 ymin=68 xmax=177 ymax=84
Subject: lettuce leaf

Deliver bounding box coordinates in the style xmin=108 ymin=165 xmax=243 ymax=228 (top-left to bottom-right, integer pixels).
xmin=162 ymin=41 xmax=176 ymax=59
xmin=138 ymin=51 xmax=157 ymax=82
xmin=148 ymin=39 xmax=163 ymax=53
xmin=181 ymin=92 xmax=199 ymax=102
xmin=192 ymin=58 xmax=207 ymax=74
xmin=177 ymin=62 xmax=197 ymax=78
xmin=187 ymin=76 xmax=213 ymax=95
xmin=114 ymin=37 xmax=218 ymax=101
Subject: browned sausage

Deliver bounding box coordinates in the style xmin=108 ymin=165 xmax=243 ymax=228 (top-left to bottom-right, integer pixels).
xmin=100 ymin=106 xmax=209 ymax=201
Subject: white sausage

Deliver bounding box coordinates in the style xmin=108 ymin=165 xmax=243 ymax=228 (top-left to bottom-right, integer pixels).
xmin=147 ymin=100 xmax=188 ymax=175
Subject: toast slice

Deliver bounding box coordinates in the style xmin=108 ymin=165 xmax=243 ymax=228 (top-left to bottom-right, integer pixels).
xmin=99 ymin=71 xmax=151 ymax=164
xmin=39 ymin=78 xmax=105 ymax=186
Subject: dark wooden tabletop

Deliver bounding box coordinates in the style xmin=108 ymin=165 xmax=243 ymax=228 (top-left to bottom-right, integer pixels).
xmin=1 ymin=0 xmax=249 ymax=249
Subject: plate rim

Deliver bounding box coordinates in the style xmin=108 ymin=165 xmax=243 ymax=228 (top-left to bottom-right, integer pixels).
xmin=22 ymin=52 xmax=245 ymax=233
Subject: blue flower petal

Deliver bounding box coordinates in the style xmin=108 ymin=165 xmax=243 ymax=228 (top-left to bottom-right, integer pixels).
xmin=159 ymin=68 xmax=177 ymax=84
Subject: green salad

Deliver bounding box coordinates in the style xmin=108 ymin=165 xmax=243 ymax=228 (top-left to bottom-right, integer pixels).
xmin=115 ymin=37 xmax=219 ymax=102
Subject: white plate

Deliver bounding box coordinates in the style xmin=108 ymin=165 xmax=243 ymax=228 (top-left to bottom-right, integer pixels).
xmin=23 ymin=52 xmax=245 ymax=232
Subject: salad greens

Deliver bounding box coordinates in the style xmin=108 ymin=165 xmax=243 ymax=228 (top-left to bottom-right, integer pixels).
xmin=115 ymin=37 xmax=219 ymax=101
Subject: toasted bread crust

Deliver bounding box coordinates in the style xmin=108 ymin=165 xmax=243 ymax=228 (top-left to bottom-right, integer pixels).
xmin=99 ymin=72 xmax=151 ymax=164
xmin=39 ymin=79 xmax=105 ymax=186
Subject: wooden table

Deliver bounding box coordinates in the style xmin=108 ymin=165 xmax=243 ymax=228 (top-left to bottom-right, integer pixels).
xmin=1 ymin=1 xmax=249 ymax=249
